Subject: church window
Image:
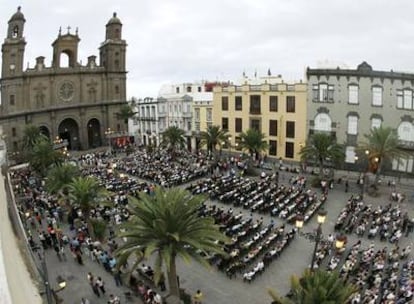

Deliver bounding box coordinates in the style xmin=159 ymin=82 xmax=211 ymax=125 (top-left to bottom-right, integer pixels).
xmin=12 ymin=127 xmax=16 ymax=137
xmin=9 ymin=95 xmax=15 ymax=106
xmin=115 ymin=28 xmax=120 ymax=39
xmin=114 ymin=60 xmax=120 ymax=69
xmin=115 ymin=85 xmax=119 ymax=94
xmin=12 ymin=26 xmax=19 ymax=38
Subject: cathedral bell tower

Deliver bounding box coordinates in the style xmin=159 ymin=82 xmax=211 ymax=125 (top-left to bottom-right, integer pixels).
xmin=99 ymin=12 xmax=127 ymax=72
xmin=1 ymin=6 xmax=26 ymax=78
xmin=52 ymin=26 xmax=80 ymax=68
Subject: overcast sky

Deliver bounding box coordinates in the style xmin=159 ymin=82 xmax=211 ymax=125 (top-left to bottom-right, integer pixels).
xmin=2 ymin=0 xmax=414 ymax=98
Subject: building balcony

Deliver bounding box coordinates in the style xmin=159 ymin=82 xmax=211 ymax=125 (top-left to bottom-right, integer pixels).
xmin=137 ymin=117 xmax=157 ymax=121
xmin=249 ymin=109 xmax=261 ymax=115
xmin=398 ymin=139 xmax=414 ymax=149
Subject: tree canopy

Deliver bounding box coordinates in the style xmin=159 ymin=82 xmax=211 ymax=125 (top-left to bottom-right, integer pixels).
xmin=199 ymin=125 xmax=229 ymax=154
xmin=29 ymin=137 xmax=64 ymax=177
xmin=160 ymin=126 xmax=187 ymax=152
xmin=45 ymin=163 xmax=80 ymax=195
xmin=238 ymin=128 xmax=269 ymax=159
xmin=299 ymin=133 xmax=344 ymax=177
xmin=269 ymin=269 xmax=357 ymax=304
xmin=358 ymin=126 xmax=409 ymax=180
xmin=115 ymin=187 xmax=228 ymax=298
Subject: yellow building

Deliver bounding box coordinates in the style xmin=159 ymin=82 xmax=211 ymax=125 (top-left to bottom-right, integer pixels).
xmin=192 ymin=98 xmax=213 ymax=150
xmin=212 ymin=76 xmax=307 ymax=162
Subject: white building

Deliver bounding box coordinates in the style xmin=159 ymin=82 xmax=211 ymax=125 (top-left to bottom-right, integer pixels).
xmin=133 ymin=81 xmax=214 ymax=149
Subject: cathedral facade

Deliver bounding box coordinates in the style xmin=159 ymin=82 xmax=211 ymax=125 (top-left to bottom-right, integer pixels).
xmin=0 ymin=7 xmax=128 ymax=152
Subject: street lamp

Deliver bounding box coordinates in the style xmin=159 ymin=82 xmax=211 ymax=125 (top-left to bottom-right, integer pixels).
xmin=335 ymin=234 xmax=347 ymax=253
xmin=31 ymin=246 xmax=67 ymax=304
xmin=295 ymin=209 xmax=327 ymax=271
xmin=105 ymin=128 xmax=114 ymax=152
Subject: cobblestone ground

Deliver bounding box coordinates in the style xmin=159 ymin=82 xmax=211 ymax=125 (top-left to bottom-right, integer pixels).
xmin=12 ymin=166 xmax=414 ymax=304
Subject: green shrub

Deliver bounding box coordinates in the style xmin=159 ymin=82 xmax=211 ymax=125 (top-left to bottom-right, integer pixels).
xmin=310 ymin=176 xmax=322 ymax=188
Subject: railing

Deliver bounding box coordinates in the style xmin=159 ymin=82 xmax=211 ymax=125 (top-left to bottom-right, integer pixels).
xmin=398 ymin=139 xmax=414 ymax=149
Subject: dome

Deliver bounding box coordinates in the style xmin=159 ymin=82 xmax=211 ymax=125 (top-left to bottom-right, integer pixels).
xmin=9 ymin=6 xmax=25 ymax=22
xmin=107 ymin=12 xmax=121 ymax=25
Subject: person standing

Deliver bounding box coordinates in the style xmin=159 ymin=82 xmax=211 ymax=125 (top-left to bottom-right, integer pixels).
xmin=91 ymin=281 xmax=100 ymax=298
xmin=96 ymin=277 xmax=106 ymax=294
xmin=193 ymin=290 xmax=203 ymax=304
xmin=80 ymin=297 xmax=90 ymax=304
xmin=113 ymin=268 xmax=123 ymax=287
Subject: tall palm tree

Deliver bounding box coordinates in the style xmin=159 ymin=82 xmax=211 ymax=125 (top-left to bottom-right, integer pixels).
xmin=29 ymin=137 xmax=64 ymax=177
xmin=45 ymin=163 xmax=80 ymax=195
xmin=116 ymin=104 xmax=137 ymax=126
xmin=268 ymin=269 xmax=357 ymax=304
xmin=199 ymin=125 xmax=229 ymax=156
xmin=161 ymin=126 xmax=187 ymax=155
xmin=359 ymin=126 xmax=408 ymax=182
xmin=115 ymin=187 xmax=228 ymax=298
xmin=239 ymin=128 xmax=269 ymax=160
xmin=299 ymin=133 xmax=344 ymax=178
xmin=21 ymin=125 xmax=47 ymax=159
xmin=22 ymin=125 xmax=43 ymax=150
xmin=67 ymin=176 xmax=108 ymax=224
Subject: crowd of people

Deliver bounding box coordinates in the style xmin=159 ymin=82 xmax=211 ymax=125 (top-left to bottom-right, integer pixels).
xmin=115 ymin=149 xmax=211 ymax=187
xmin=335 ymin=195 xmax=414 ymax=243
xmin=187 ymin=174 xmax=327 ymax=226
xmin=7 ymin=147 xmax=414 ymax=303
xmin=197 ymin=203 xmax=296 ymax=282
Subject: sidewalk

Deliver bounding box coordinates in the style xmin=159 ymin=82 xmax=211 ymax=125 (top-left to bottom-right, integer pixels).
xmin=0 ymin=173 xmax=42 ymax=304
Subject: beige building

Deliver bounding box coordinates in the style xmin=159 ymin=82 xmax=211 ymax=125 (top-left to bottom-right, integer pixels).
xmin=0 ymin=7 xmax=128 ymax=152
xmin=213 ymin=75 xmax=307 ymax=161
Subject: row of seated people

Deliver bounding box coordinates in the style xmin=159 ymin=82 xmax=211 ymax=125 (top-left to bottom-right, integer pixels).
xmin=242 ymin=229 xmax=296 ymax=283
xmin=188 ymin=175 xmax=326 ymax=226
xmin=116 ymin=149 xmax=211 ymax=187
xmin=197 ymin=204 xmax=296 ymax=280
xmin=333 ymin=241 xmax=413 ymax=304
xmin=335 ymin=196 xmax=407 ymax=244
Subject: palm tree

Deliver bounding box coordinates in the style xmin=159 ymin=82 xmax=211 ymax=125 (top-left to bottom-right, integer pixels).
xmin=29 ymin=137 xmax=64 ymax=177
xmin=22 ymin=125 xmax=44 ymax=150
xmin=239 ymin=128 xmax=269 ymax=160
xmin=21 ymin=125 xmax=47 ymax=160
xmin=160 ymin=126 xmax=187 ymax=155
xmin=115 ymin=187 xmax=228 ymax=298
xmin=299 ymin=133 xmax=344 ymax=178
xmin=359 ymin=126 xmax=408 ymax=182
xmin=116 ymin=103 xmax=137 ymax=126
xmin=67 ymin=176 xmax=109 ymax=236
xmin=199 ymin=125 xmax=229 ymax=157
xmin=45 ymin=163 xmax=80 ymax=195
xmin=268 ymin=269 xmax=357 ymax=304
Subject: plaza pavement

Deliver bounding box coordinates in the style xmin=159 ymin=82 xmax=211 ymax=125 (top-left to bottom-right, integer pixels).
xmin=3 ymin=163 xmax=414 ymax=304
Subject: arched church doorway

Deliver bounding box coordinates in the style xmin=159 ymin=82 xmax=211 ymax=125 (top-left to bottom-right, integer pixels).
xmin=39 ymin=126 xmax=50 ymax=139
xmin=87 ymin=118 xmax=102 ymax=149
xmin=58 ymin=118 xmax=79 ymax=150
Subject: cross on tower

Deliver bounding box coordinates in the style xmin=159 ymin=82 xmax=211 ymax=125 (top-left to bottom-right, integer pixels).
xmin=66 ymin=26 xmax=71 ymax=34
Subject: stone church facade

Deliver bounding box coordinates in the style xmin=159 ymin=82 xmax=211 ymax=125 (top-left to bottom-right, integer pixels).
xmin=0 ymin=7 xmax=128 ymax=152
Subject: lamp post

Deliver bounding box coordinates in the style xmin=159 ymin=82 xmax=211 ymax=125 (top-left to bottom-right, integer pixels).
xmin=295 ymin=209 xmax=327 ymax=271
xmin=32 ymin=246 xmax=67 ymax=304
xmin=105 ymin=128 xmax=114 ymax=152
